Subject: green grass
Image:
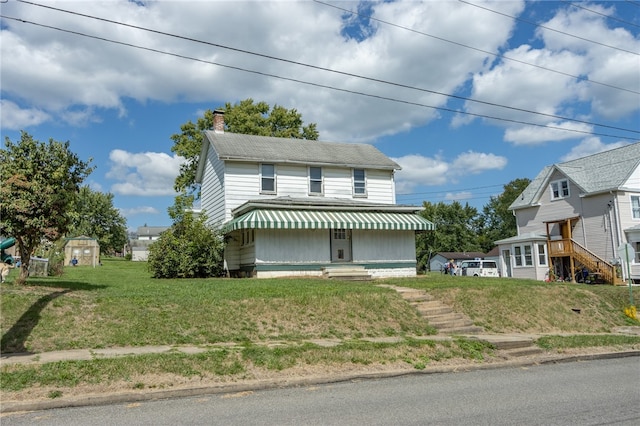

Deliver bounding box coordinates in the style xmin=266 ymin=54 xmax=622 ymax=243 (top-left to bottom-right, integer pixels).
xmin=536 ymin=334 xmax=640 ymax=350
xmin=1 ymin=260 xmax=638 ymax=396
xmin=1 ymin=259 xmax=434 ymax=353
xmin=0 ymin=338 xmax=497 ymax=392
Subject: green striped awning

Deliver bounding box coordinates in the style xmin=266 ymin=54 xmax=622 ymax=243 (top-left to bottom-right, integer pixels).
xmin=223 ymin=209 xmax=433 ymax=232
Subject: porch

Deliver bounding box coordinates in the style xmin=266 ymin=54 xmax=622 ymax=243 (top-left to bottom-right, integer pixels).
xmin=545 ymin=218 xmax=624 ymax=285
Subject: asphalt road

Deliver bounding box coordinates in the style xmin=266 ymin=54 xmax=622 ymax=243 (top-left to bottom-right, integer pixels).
xmin=3 ymin=357 xmax=639 ymax=425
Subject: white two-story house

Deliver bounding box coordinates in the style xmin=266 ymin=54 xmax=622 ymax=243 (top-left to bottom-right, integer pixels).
xmin=195 ymin=111 xmax=433 ymax=278
xmin=496 ymin=143 xmax=640 ymax=284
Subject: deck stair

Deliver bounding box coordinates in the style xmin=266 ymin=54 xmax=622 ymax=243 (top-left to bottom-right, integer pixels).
xmin=549 ymin=238 xmax=623 ymax=285
xmin=322 ymin=265 xmax=371 ymax=281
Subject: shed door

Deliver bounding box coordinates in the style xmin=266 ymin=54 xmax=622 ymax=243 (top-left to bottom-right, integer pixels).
xmin=330 ymin=229 xmax=352 ymax=262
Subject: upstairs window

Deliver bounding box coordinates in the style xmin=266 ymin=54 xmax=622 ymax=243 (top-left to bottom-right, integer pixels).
xmin=309 ymin=167 xmax=323 ymax=195
xmin=550 ymin=179 xmax=570 ymax=200
xmin=261 ymin=164 xmax=275 ymax=193
xmin=631 ymin=195 xmax=640 ymax=219
xmin=353 ymin=169 xmax=366 ymax=196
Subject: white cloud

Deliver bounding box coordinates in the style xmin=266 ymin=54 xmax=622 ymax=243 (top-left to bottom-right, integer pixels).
xmin=504 ymin=121 xmax=594 ymax=146
xmin=119 ymin=206 xmax=160 ymax=216
xmin=560 ymin=137 xmax=628 ymax=162
xmin=392 ymin=154 xmax=449 ymax=193
xmin=0 ymin=0 xmax=525 ymax=141
xmin=445 ymin=191 xmax=473 ymax=202
xmin=463 ymin=4 xmax=639 ymax=145
xmin=450 ymin=151 xmax=507 ymax=175
xmin=393 ymin=150 xmax=506 ymax=194
xmin=106 ymin=150 xmax=184 ymax=196
xmin=0 ymin=100 xmax=50 ymax=130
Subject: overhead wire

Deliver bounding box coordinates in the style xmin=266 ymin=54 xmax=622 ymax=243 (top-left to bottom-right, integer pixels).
xmin=560 ymin=1 xmax=640 ymax=28
xmin=458 ymin=0 xmax=639 ymax=56
xmin=2 ymin=13 xmax=638 ymax=142
xmin=7 ymin=1 xmax=640 ymax=138
xmin=314 ymin=0 xmax=639 ymax=96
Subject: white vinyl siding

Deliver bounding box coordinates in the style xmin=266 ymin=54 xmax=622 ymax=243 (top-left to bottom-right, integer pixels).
xmin=351 ymin=230 xmax=416 ymax=261
xmin=199 ymin=147 xmax=226 ymax=225
xmin=256 ymin=229 xmax=330 ymax=263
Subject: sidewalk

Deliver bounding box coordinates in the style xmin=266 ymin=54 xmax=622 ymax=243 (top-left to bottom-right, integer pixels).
xmin=1 ymin=331 xmax=639 ymax=414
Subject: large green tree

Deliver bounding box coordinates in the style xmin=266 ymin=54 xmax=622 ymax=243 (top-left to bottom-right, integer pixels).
xmin=476 ymin=178 xmax=531 ymax=252
xmin=0 ymin=132 xmax=93 ymax=284
xmin=416 ymin=201 xmax=481 ymax=271
xmin=68 ymin=186 xmax=128 ymax=255
xmin=170 ymin=98 xmax=319 ymax=209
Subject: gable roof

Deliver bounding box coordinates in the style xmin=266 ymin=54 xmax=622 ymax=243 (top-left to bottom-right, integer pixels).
xmin=201 ymin=131 xmax=401 ymax=171
xmin=136 ymin=226 xmax=169 ymax=237
xmin=510 ymin=142 xmax=640 ymax=210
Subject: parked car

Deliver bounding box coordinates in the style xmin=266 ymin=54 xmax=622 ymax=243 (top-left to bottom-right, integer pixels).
xmin=459 ymin=260 xmax=499 ymax=277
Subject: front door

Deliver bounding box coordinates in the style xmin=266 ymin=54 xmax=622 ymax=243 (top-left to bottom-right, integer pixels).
xmin=330 ymin=228 xmax=352 ymax=262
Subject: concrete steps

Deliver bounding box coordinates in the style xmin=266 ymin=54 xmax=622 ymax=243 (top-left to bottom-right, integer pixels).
xmin=322 ymin=265 xmax=371 ymax=281
xmin=378 ymin=284 xmax=544 ymax=357
xmin=379 ymin=285 xmax=484 ymax=335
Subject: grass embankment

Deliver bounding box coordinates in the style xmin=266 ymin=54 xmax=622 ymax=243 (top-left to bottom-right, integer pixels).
xmin=1 ymin=259 xmax=638 ymax=399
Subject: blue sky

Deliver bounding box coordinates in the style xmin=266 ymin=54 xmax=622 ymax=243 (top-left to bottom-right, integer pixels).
xmin=1 ymin=0 xmax=639 ymax=231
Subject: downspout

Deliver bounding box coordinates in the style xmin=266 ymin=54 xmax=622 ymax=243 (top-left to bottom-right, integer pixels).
xmin=579 ymin=196 xmax=587 ymax=247
xmin=612 ymin=192 xmax=623 ymax=255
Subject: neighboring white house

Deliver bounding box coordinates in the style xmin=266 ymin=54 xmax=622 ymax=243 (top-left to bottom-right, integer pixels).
xmin=130 ymin=226 xmax=169 ymax=261
xmin=496 ymin=143 xmax=640 ymax=284
xmin=194 ymin=110 xmax=433 ymax=278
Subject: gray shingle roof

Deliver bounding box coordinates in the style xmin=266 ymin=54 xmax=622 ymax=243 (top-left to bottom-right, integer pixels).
xmin=203 ymin=131 xmax=400 ymax=170
xmin=510 ymin=142 xmax=640 ymax=210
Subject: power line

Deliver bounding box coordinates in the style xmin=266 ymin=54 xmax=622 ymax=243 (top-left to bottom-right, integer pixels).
xmin=560 ymin=1 xmax=640 ymax=29
xmin=314 ymin=0 xmax=639 ymax=96
xmin=3 ymin=13 xmax=637 ymax=142
xmin=458 ymin=0 xmax=639 ymax=56
xmin=9 ymin=1 xmax=640 ymax=137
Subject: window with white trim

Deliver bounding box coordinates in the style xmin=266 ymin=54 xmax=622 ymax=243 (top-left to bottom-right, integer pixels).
xmin=309 ymin=166 xmax=323 ymax=195
xmin=550 ymin=179 xmax=570 ymax=200
xmin=631 ymin=195 xmax=640 ymax=219
xmin=537 ymin=243 xmax=547 ymax=266
xmin=261 ymin=164 xmax=275 ymax=193
xmin=353 ymin=169 xmax=366 ymax=196
xmin=513 ymin=244 xmax=533 ymax=267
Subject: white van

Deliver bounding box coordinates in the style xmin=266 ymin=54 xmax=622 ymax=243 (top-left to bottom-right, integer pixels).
xmin=459 ymin=260 xmax=499 ymax=277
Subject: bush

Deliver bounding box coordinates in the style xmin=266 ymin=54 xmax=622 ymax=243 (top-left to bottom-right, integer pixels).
xmin=147 ymin=213 xmax=224 ymax=278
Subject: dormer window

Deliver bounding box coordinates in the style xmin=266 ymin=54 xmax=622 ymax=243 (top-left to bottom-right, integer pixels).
xmin=550 ymin=179 xmax=569 ymax=200
xmin=309 ymin=167 xmax=323 ymax=195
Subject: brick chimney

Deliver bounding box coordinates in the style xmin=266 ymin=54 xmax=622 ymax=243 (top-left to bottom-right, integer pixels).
xmin=213 ymin=109 xmax=225 ymax=133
